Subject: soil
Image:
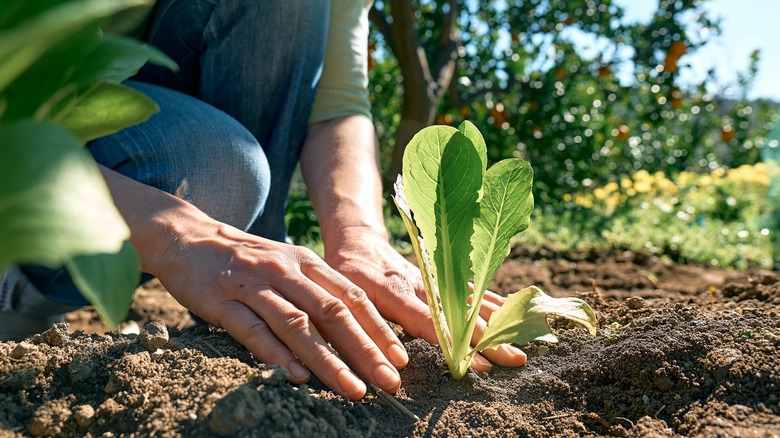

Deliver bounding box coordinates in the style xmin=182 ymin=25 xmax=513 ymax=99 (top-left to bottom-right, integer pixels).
xmin=1 ymin=248 xmax=779 ymax=437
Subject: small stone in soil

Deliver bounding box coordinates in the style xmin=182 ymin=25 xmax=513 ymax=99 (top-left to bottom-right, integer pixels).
xmin=254 ymin=365 xmax=289 ymax=385
xmin=11 ymin=341 xmax=35 ymax=359
xmin=68 ymin=356 xmax=95 ymax=384
xmin=73 ymin=405 xmax=95 ymax=429
xmin=625 ymin=297 xmax=645 ymax=310
xmin=138 ymin=321 xmax=169 ymax=351
xmin=40 ymin=323 xmax=69 ymax=347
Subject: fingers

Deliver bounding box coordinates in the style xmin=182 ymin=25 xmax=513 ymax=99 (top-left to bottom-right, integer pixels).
xmin=343 ymin=265 xmax=440 ymax=346
xmin=216 ymin=300 xmax=311 ymax=382
xmin=263 ymin=259 xmax=401 ymax=395
xmin=303 ymin=263 xmax=409 ymax=369
xmin=478 ymin=296 xmax=501 ymax=321
xmin=240 ymin=288 xmax=372 ymax=400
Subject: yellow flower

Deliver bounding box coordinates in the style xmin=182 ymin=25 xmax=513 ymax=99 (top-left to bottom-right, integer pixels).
xmin=634 ymin=181 xmax=652 ymax=194
xmin=620 ymin=177 xmax=633 ymax=189
xmin=574 ymin=195 xmax=594 ymax=208
xmin=604 ymin=181 xmax=619 ymax=193
xmin=633 ymin=169 xmax=651 ymax=183
xmin=677 ymin=171 xmax=693 ymax=187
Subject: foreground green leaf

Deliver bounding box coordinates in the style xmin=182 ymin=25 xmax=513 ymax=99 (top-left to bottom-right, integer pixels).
xmin=474 ymin=286 xmax=598 ymax=352
xmin=57 ymin=82 xmax=158 ymax=142
xmin=66 ymin=240 xmax=140 ymax=328
xmin=0 ymin=0 xmax=151 ymax=92
xmin=70 ymin=35 xmax=178 ymax=85
xmin=0 ymin=120 xmax=129 ymax=267
xmin=2 ymin=31 xmax=174 ymax=122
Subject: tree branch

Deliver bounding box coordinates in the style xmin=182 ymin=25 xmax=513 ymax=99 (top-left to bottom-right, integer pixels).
xmin=432 ymin=0 xmax=460 ymax=99
xmin=369 ymin=4 xmax=398 ymax=56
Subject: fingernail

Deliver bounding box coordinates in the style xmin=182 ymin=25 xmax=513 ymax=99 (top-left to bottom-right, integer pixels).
xmin=337 ymin=369 xmax=366 ymax=399
xmin=373 ymin=364 xmax=400 ymax=392
xmin=288 ymin=361 xmax=310 ymax=382
xmin=502 ymin=344 xmax=526 ymax=358
xmin=472 ymin=354 xmax=491 ymax=369
xmin=388 ymin=344 xmax=409 ymax=367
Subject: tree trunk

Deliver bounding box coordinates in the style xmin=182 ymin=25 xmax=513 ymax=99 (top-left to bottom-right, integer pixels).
xmin=370 ymin=0 xmax=459 ymax=191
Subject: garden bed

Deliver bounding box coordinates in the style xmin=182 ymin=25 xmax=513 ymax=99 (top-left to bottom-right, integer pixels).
xmin=1 ymin=249 xmax=779 ymax=437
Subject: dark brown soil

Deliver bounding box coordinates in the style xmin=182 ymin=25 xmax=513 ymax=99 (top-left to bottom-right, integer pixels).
xmin=2 ymin=249 xmax=779 ymax=437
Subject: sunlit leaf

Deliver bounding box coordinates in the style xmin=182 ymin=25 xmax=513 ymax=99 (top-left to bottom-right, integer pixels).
xmin=474 ymin=286 xmax=597 ymax=352
xmin=0 ymin=120 xmax=129 ymax=267
xmin=470 ymin=158 xmax=534 ymax=300
xmin=402 ymin=125 xmax=483 ymax=346
xmin=0 ymin=0 xmax=152 ymax=92
xmin=57 ymin=82 xmax=158 ymax=142
xmin=393 ymin=176 xmax=454 ymax=362
xmin=66 ymin=240 xmax=140 ymax=328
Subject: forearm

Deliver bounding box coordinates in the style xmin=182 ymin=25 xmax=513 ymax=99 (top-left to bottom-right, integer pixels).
xmin=301 ymin=115 xmax=387 ymax=241
xmin=96 ymin=165 xmax=215 ymax=276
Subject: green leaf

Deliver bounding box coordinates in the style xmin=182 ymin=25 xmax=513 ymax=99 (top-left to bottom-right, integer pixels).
xmin=402 ymin=126 xmax=483 ymax=345
xmin=2 ymin=31 xmax=174 ymax=122
xmin=66 ymin=240 xmax=140 ymax=328
xmin=1 ymin=24 xmax=103 ymax=121
xmin=392 ymin=176 xmax=454 ymax=363
xmin=474 ymin=286 xmax=598 ymax=352
xmin=0 ymin=120 xmax=130 ymax=267
xmin=69 ymin=35 xmax=178 ymax=85
xmin=470 ymin=158 xmax=534 ymax=301
xmin=57 ymin=82 xmax=158 ymax=142
xmin=457 ymin=120 xmax=487 ymax=174
xmin=0 ymin=0 xmax=152 ymax=92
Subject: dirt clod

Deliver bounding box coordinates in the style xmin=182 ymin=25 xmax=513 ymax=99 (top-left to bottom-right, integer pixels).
xmin=208 ymin=384 xmax=265 ymax=436
xmin=625 ymin=296 xmax=645 ymax=309
xmin=138 ymin=320 xmax=169 ymax=351
xmin=73 ymin=404 xmax=95 ymax=429
xmin=10 ymin=341 xmax=34 ymax=359
xmin=38 ymin=322 xmax=68 ymax=346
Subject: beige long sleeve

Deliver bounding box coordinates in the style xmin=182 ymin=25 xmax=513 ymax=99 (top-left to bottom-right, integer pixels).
xmin=308 ymin=0 xmax=374 ymax=124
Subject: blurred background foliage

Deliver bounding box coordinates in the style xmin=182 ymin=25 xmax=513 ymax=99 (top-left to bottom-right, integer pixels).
xmin=288 ymin=0 xmax=780 ymax=269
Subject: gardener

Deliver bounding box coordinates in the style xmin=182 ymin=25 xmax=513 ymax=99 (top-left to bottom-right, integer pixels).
xmin=0 ymin=0 xmax=526 ymax=399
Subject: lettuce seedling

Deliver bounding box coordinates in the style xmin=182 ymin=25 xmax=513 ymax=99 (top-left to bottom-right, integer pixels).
xmin=393 ymin=121 xmax=597 ymax=379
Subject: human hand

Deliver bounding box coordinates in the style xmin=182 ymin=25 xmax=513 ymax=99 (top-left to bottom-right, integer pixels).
xmin=151 ymin=215 xmax=408 ymax=400
xmin=322 ymin=226 xmax=527 ymax=373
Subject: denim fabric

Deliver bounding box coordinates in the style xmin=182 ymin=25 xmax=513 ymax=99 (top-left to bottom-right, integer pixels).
xmin=137 ymin=0 xmax=329 ymax=240
xmin=16 ymin=0 xmax=329 ymax=308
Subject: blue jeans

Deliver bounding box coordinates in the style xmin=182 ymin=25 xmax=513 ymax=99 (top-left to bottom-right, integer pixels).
xmin=19 ymin=0 xmax=329 ymax=309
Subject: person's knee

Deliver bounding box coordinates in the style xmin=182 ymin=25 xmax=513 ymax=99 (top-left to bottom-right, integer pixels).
xmin=179 ymin=130 xmax=271 ymax=230
xmin=90 ymin=82 xmax=271 ymax=232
